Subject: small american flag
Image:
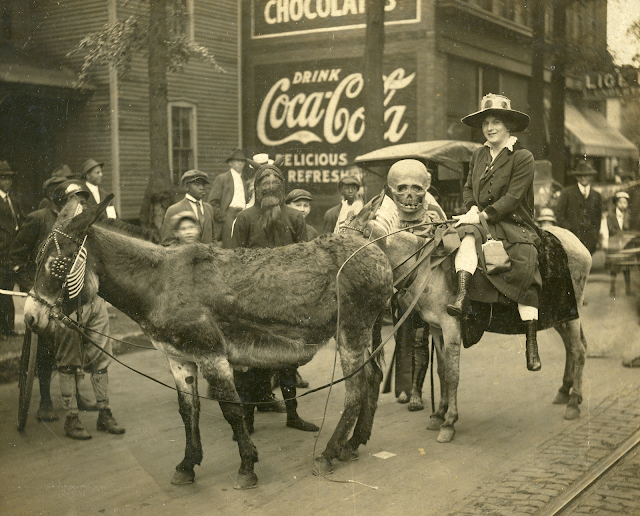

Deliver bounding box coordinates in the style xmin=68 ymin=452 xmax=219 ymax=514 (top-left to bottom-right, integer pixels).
xmin=66 ymin=236 xmax=88 ymax=299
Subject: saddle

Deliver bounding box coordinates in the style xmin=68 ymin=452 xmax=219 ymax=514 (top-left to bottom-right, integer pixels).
xmin=460 ymin=229 xmax=580 ymax=348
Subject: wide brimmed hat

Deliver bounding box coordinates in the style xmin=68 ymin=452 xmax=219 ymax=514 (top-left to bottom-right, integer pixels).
xmin=170 ymin=210 xmax=199 ymax=231
xmin=0 ymin=160 xmax=16 ymax=176
xmin=285 ymin=189 xmax=313 ymax=203
xmin=462 ymin=94 xmax=530 ymax=132
xmin=570 ymin=162 xmax=597 ymax=177
xmin=225 ymin=148 xmax=247 ymax=162
xmin=181 ymin=170 xmax=210 ymax=185
xmin=52 ymin=180 xmax=91 ymax=206
xmin=338 ymin=175 xmax=361 ymax=187
xmin=80 ymin=158 xmax=103 ymax=178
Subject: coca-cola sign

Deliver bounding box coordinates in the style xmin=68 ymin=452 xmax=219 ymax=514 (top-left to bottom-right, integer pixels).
xmin=251 ymin=0 xmax=420 ymax=38
xmin=252 ymin=57 xmax=416 ymax=190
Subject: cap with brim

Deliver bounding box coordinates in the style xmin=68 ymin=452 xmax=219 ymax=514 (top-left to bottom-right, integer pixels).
xmin=52 ymin=164 xmax=75 ymax=179
xmin=570 ymin=162 xmax=597 ymax=176
xmin=536 ymin=215 xmax=557 ymax=223
xmin=614 ymin=191 xmax=630 ymax=201
xmin=285 ymin=189 xmax=313 ymax=203
xmin=339 ymin=175 xmax=361 ymax=187
xmin=43 ymin=176 xmax=68 ymax=192
xmin=0 ymin=160 xmax=16 ymax=176
xmin=171 ymin=210 xmax=199 ymax=231
xmin=80 ymin=158 xmax=104 ymax=178
xmin=52 ymin=180 xmax=91 ymax=205
xmin=462 ymin=94 xmax=530 ymax=133
xmin=181 ymin=170 xmax=210 ymax=185
xmin=226 ymin=148 xmax=247 ymax=162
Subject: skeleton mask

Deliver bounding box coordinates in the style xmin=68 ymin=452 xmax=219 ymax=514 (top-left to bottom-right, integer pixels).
xmin=386 ymin=159 xmax=430 ymax=217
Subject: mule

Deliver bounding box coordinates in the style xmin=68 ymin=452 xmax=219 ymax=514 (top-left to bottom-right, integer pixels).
xmin=344 ymin=194 xmax=591 ymax=443
xmin=23 ymin=196 xmax=393 ymax=488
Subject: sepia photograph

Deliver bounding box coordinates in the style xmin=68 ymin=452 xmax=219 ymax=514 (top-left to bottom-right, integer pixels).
xmin=2 ymin=0 xmax=640 ymax=514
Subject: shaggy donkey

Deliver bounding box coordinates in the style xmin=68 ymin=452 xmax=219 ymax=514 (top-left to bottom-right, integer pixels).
xmin=23 ymin=196 xmax=393 ymax=489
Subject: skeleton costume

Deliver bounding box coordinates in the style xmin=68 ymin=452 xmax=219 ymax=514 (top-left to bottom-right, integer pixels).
xmin=385 ymin=160 xmax=446 ymax=409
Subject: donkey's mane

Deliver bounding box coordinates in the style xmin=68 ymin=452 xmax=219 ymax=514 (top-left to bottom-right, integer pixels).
xmin=95 ymin=218 xmax=159 ymax=243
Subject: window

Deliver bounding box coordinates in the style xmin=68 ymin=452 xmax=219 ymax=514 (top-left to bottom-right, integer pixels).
xmin=171 ymin=0 xmax=194 ymax=40
xmin=168 ymin=102 xmax=197 ymax=185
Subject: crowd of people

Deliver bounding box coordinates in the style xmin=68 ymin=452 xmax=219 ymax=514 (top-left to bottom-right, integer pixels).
xmin=2 ymin=91 xmax=639 ymax=444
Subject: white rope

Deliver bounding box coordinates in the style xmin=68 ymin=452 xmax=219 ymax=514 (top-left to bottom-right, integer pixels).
xmin=0 ymin=288 xmax=28 ymax=297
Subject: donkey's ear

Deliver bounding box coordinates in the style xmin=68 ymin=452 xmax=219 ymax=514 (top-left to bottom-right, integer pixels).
xmin=246 ymin=159 xmax=261 ymax=170
xmin=274 ymin=155 xmax=285 ymax=168
xmin=87 ymin=194 xmax=114 ymax=227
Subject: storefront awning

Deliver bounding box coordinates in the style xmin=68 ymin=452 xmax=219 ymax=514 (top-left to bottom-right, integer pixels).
xmin=565 ymin=104 xmax=638 ymax=159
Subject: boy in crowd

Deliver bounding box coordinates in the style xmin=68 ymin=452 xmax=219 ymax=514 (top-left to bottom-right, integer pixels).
xmin=285 ymin=189 xmax=318 ymax=241
xmin=171 ymin=211 xmax=202 ymax=245
xmin=323 ymin=176 xmax=363 ymax=234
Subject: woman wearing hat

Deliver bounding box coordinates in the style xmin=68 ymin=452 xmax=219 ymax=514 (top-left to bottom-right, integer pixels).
xmin=605 ymin=191 xmax=634 ymax=297
xmin=448 ymin=94 xmax=542 ymax=372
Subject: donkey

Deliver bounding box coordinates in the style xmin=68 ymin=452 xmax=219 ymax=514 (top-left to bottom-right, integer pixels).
xmin=344 ymin=194 xmax=591 ymax=443
xmin=23 ymin=196 xmax=393 ymax=489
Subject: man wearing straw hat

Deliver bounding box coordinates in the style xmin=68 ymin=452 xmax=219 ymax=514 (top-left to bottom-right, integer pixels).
xmin=0 ymin=161 xmax=23 ymax=338
xmin=79 ymin=158 xmax=117 ymax=219
xmin=605 ymin=191 xmax=634 ymax=297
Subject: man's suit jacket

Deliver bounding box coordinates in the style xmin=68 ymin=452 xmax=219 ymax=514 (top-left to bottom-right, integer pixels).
xmin=555 ymin=184 xmax=603 ymax=254
xmin=207 ymin=170 xmax=246 ymax=222
xmin=161 ymin=197 xmax=214 ymax=245
xmin=323 ymin=204 xmax=341 ymax=234
xmin=0 ymin=192 xmax=22 ymax=265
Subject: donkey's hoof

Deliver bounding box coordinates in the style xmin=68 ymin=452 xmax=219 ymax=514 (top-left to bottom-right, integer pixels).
xmin=337 ymin=447 xmax=359 ymax=462
xmin=436 ymin=425 xmax=455 ymax=443
xmin=233 ymin=471 xmax=258 ymax=490
xmin=408 ymin=394 xmax=424 ymax=412
xmin=171 ymin=469 xmax=195 ymax=485
xmin=313 ymin=457 xmax=334 ymax=476
xmin=426 ymin=415 xmax=445 ymax=431
xmin=565 ymin=404 xmax=580 ymax=420
xmin=397 ymin=391 xmax=409 ymax=404
xmin=552 ymin=390 xmax=571 ymax=405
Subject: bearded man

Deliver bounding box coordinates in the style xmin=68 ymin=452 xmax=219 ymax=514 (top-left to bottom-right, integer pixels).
xmin=230 ymin=157 xmax=319 ymax=433
xmin=385 ymin=159 xmax=446 ymax=411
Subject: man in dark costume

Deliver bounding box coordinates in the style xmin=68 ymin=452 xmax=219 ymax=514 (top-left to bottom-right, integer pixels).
xmin=231 ymin=157 xmax=319 ymax=433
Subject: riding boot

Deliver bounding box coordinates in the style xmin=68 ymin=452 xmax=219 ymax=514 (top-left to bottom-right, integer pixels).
xmin=525 ymin=320 xmax=541 ymax=372
xmin=281 ymin=384 xmax=319 ymax=432
xmin=446 ymin=271 xmax=472 ymax=317
xmin=408 ymin=340 xmax=429 ymax=412
xmin=76 ymin=370 xmax=98 ymax=411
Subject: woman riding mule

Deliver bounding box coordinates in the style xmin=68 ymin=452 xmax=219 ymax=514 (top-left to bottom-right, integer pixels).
xmin=449 ymin=94 xmax=542 ymax=372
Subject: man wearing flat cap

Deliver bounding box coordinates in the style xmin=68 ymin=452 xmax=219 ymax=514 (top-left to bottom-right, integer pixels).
xmin=0 ymin=160 xmax=23 ymax=338
xmin=79 ymin=158 xmax=117 ymax=219
xmin=555 ymin=162 xmax=603 ymax=254
xmin=207 ymin=148 xmax=250 ymax=248
xmin=161 ymin=170 xmax=214 ymax=245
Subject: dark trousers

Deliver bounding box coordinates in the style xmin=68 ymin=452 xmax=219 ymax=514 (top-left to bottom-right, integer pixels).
xmin=234 ymin=366 xmax=299 ymax=419
xmin=0 ymin=266 xmax=17 ymax=335
xmin=36 ymin=335 xmax=57 ymax=406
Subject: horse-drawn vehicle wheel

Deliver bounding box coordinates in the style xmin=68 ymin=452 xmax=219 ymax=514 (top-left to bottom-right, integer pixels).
xmin=17 ymin=329 xmax=38 ymax=433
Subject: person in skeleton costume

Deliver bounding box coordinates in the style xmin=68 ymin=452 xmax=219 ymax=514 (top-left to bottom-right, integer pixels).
xmin=452 ymin=94 xmax=542 ymax=372
xmin=50 ymin=180 xmax=126 ymax=439
xmin=386 ymin=159 xmax=446 ymax=411
xmin=231 ymin=158 xmax=319 ymax=433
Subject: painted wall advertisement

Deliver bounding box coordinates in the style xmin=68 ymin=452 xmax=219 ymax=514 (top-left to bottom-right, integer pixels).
xmin=251 ymin=0 xmax=420 ymax=38
xmin=253 ymin=56 xmax=417 ymax=198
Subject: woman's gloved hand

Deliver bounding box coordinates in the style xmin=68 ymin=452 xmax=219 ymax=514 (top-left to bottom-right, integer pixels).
xmin=453 ymin=206 xmax=482 ymax=227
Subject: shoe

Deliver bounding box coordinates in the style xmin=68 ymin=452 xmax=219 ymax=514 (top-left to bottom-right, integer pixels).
xmin=256 ymin=393 xmax=287 ymax=413
xmin=77 ymin=394 xmax=98 ymax=411
xmin=295 ymin=371 xmax=309 ymax=389
xmin=64 ymin=415 xmax=92 ymax=440
xmin=622 ymin=357 xmax=640 ymax=368
xmin=96 ymin=409 xmax=125 ymax=434
xmin=286 ymin=416 xmax=319 ymax=432
xmin=36 ymin=404 xmax=59 ymax=422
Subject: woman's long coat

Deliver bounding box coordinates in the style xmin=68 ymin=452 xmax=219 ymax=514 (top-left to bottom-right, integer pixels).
xmin=461 ymin=140 xmax=542 ymax=307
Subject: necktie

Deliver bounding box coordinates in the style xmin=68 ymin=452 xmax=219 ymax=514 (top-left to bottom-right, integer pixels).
xmin=197 ymin=201 xmax=204 ymax=222
xmin=5 ymin=194 xmax=18 ymax=231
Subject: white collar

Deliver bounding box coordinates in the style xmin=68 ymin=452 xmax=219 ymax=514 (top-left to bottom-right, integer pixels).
xmin=484 ymin=136 xmax=518 ymax=152
xmin=185 ymin=194 xmax=201 ymax=204
xmin=616 ymin=207 xmax=625 ymax=218
xmin=0 ymin=188 xmax=6 ymax=200
xmin=577 ymin=183 xmax=590 ymax=197
xmin=230 ymin=168 xmax=242 ymax=178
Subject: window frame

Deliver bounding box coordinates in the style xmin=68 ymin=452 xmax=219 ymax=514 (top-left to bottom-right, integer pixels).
xmin=168 ymin=101 xmax=198 ymax=185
